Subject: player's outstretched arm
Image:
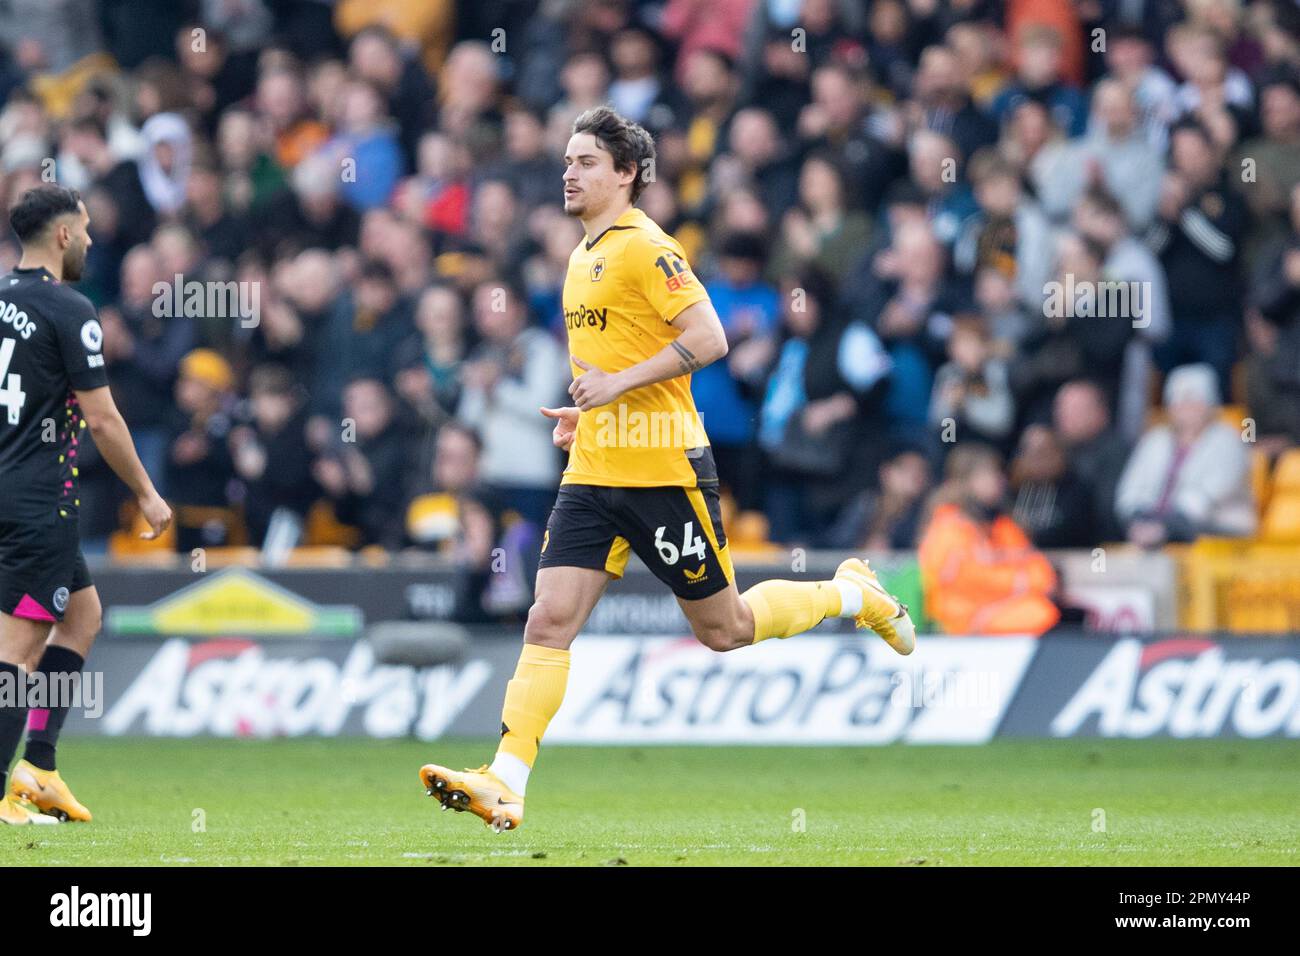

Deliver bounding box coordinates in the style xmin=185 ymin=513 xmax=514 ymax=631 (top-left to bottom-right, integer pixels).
xmin=568 ymin=300 xmax=727 ymax=410
xmin=75 ymin=386 xmax=173 ymax=539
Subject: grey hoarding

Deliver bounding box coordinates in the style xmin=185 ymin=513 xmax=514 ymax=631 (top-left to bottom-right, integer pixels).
xmin=997 ymin=635 xmax=1300 ymax=738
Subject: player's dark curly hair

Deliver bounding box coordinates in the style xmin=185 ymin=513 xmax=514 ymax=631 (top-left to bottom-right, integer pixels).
xmin=571 ymin=106 xmax=656 ymax=204
xmin=9 ymin=185 xmax=82 ymax=243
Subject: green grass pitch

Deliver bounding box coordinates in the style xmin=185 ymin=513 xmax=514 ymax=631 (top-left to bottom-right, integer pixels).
xmin=3 ymin=738 xmax=1297 ymax=866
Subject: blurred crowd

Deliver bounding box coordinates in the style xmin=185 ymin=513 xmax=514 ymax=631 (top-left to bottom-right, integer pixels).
xmin=1 ymin=1 xmax=1298 ymax=620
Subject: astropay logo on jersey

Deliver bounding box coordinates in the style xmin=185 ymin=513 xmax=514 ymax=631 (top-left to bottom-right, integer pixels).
xmin=49 ymin=886 xmax=151 ymax=936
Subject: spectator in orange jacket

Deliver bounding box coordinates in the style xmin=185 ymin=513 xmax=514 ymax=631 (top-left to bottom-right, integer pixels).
xmin=919 ymin=443 xmax=1061 ymax=635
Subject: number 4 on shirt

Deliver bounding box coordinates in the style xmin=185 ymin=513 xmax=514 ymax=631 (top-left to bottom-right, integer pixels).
xmin=0 ymin=338 xmax=27 ymax=425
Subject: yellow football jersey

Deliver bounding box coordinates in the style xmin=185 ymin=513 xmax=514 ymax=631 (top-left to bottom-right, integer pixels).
xmin=562 ymin=206 xmax=712 ymax=488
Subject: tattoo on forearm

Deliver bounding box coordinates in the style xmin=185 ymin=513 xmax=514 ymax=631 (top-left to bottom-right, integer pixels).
xmin=671 ymin=340 xmax=702 ymax=374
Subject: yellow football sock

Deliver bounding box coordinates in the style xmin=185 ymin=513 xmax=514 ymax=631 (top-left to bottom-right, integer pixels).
xmin=497 ymin=643 xmax=571 ymax=766
xmin=742 ymin=579 xmax=843 ymax=643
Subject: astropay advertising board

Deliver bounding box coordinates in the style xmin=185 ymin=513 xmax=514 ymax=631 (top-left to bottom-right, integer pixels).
xmin=546 ymin=636 xmax=1036 ymax=744
xmin=998 ymin=635 xmax=1300 ymax=738
xmin=67 ymin=635 xmax=1035 ymax=743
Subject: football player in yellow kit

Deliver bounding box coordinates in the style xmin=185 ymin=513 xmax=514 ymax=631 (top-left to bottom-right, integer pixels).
xmin=420 ymin=107 xmax=914 ymax=831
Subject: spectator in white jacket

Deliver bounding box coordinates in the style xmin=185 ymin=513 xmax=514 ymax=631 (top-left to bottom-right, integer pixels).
xmin=1032 ymin=79 xmax=1165 ymax=232
xmin=1115 ymin=363 xmax=1256 ymax=547
xmin=456 ymin=277 xmax=567 ymax=526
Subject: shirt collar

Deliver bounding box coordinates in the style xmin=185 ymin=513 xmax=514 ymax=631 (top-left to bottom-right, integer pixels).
xmin=584 ymin=207 xmax=642 ymax=251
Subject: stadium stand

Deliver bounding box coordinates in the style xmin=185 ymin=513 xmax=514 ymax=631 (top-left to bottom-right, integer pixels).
xmin=1 ymin=0 xmax=1298 ymax=630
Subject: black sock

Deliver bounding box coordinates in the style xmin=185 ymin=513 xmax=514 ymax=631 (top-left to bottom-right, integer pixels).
xmin=0 ymin=661 xmax=29 ymax=794
xmin=22 ymin=646 xmax=84 ymax=772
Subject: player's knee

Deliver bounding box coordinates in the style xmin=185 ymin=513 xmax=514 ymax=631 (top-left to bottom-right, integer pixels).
xmin=87 ymin=596 xmax=103 ymax=635
xmin=76 ymin=597 xmax=103 ymax=642
xmin=693 ymin=621 xmax=746 ymax=653
xmin=523 ymin=599 xmax=577 ymax=647
xmin=59 ymin=595 xmax=102 ymax=646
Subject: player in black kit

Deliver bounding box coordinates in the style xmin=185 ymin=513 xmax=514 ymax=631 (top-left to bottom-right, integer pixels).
xmin=0 ymin=186 xmax=171 ymax=825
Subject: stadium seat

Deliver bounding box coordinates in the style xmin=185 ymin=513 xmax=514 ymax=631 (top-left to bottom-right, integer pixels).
xmin=1251 ymin=448 xmax=1273 ymax=515
xmin=1224 ymin=578 xmax=1296 ymax=632
xmin=1270 ymin=448 xmax=1300 ymax=493
xmin=358 ymin=545 xmax=393 ymax=567
xmin=105 ymin=550 xmax=177 ymax=568
xmin=1219 ymin=404 xmax=1247 ymax=430
xmin=1260 ymin=493 xmax=1300 ymax=543
xmin=303 ymin=499 xmax=362 ymax=548
xmin=1179 ymin=538 xmax=1300 ymax=631
xmin=727 ymin=510 xmax=785 ymax=557
xmin=174 ymin=505 xmax=247 ymax=549
xmin=283 ymin=547 xmax=354 ymax=568
xmin=108 ymin=508 xmax=176 ymax=557
xmin=199 ymin=547 xmax=263 ymax=567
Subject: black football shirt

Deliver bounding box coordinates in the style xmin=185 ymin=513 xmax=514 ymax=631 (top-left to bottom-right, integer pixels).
xmin=0 ymin=266 xmax=109 ymax=521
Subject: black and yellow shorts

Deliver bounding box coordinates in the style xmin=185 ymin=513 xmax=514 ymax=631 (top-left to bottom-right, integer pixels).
xmin=539 ymin=456 xmax=735 ymax=600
